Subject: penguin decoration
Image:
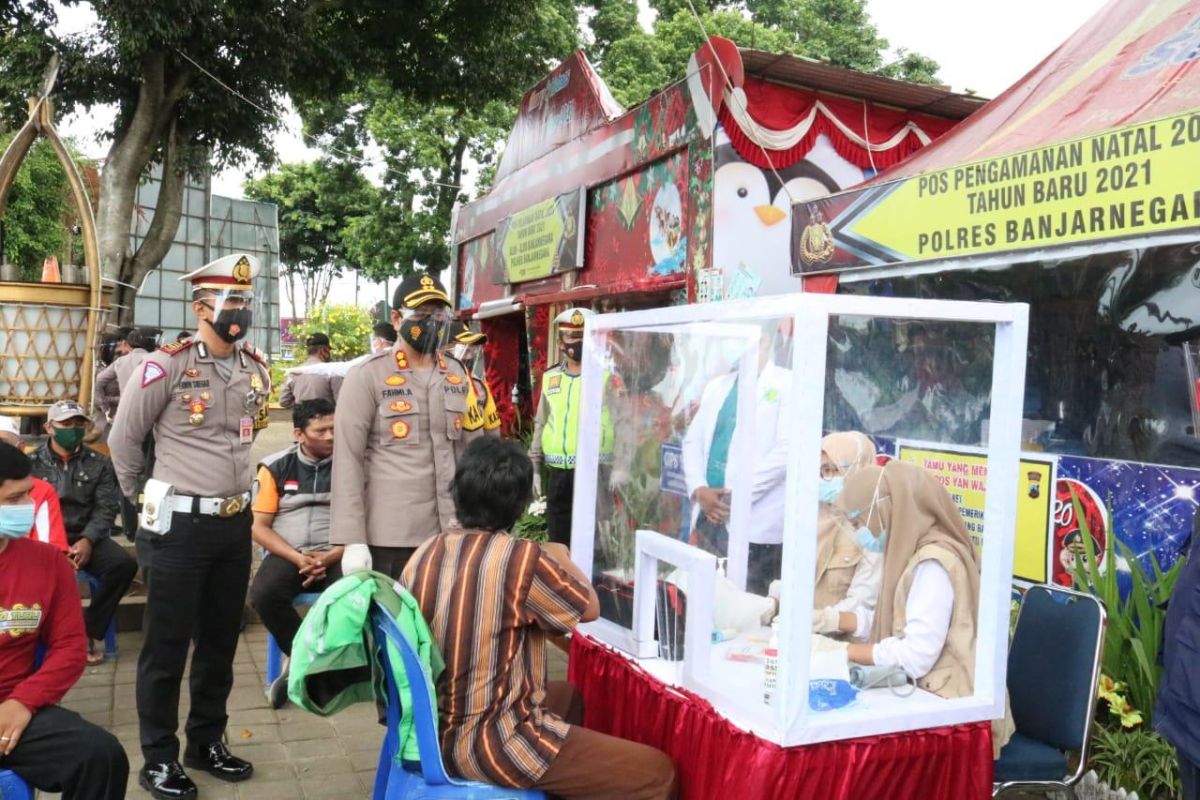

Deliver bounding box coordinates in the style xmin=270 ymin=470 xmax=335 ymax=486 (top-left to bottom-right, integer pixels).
xmin=712 ymin=129 xmax=865 ymax=293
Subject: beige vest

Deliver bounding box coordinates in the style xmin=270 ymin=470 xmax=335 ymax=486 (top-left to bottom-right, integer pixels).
xmin=814 ymin=523 xmax=862 ymax=609
xmin=892 ymin=544 xmax=1015 ymax=758
xmin=892 ymin=544 xmax=976 ymax=699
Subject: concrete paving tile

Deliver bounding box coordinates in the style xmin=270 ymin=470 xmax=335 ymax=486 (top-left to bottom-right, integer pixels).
xmin=286 ymin=738 xmax=345 ymax=759
xmin=280 ymin=720 xmax=338 ymax=743
xmin=300 ymin=771 xmax=364 ymax=797
xmin=349 ymin=748 xmax=380 ymax=772
xmin=64 ymin=684 xmax=112 ymax=702
xmin=228 ymin=707 xmax=279 ymax=726
xmin=230 ymin=722 xmax=282 ymax=743
xmin=294 ymin=754 xmax=357 ymax=777
xmin=232 ymin=741 xmax=289 ymax=764
xmin=237 ymin=778 xmax=301 ymax=799
xmin=244 ymin=760 xmax=297 ymax=781
xmin=339 ymin=729 xmax=383 ymax=754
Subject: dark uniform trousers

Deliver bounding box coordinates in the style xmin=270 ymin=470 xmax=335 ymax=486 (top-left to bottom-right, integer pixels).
xmin=249 ymin=555 xmax=343 ymax=657
xmin=1 ymin=705 xmax=129 ymax=800
xmin=77 ymin=536 xmax=138 ymax=643
xmin=136 ymin=509 xmax=252 ymax=763
xmin=546 ymin=468 xmax=575 ymax=547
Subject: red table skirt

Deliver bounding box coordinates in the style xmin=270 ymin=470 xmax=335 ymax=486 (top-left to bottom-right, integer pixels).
xmin=568 ymin=634 xmax=993 ymax=800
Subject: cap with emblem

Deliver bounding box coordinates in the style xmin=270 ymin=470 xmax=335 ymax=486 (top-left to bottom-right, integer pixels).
xmin=47 ymin=400 xmax=91 ymax=424
xmin=448 ymin=321 xmax=486 ymax=345
xmin=392 ymin=272 xmax=450 ymax=310
xmin=180 ymin=253 xmax=260 ymax=294
xmin=554 ymin=307 xmax=594 ymax=332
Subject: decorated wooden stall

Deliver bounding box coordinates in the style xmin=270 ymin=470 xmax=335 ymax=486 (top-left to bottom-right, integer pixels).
xmin=450 ymin=39 xmax=984 ymax=433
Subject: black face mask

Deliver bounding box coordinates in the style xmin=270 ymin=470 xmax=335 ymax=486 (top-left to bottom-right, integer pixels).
xmin=208 ymin=308 xmax=252 ymax=343
xmin=563 ymin=341 xmax=582 ymax=362
xmin=401 ymin=319 xmax=443 ymax=354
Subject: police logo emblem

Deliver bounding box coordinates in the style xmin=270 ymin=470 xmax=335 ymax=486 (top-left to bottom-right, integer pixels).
xmin=232 ymin=256 xmax=252 ymax=283
xmin=570 ymin=310 xmax=584 ymax=326
xmin=420 ymin=275 xmax=434 ymax=289
xmin=185 ymin=368 xmax=201 ymax=378
xmin=391 ymin=420 xmax=411 ymax=440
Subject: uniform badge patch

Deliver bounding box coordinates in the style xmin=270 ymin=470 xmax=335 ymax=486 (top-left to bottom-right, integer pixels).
xmin=185 ymin=368 xmax=200 ymax=378
xmin=385 ymin=375 xmax=406 ymax=386
xmin=446 ymin=375 xmax=462 ymax=385
xmin=389 ymin=400 xmax=412 ymax=413
xmin=454 ymin=416 xmax=463 ymax=431
xmin=284 ymin=480 xmax=299 ymax=493
xmin=391 ymin=420 xmax=411 ymax=440
xmin=548 ymin=375 xmax=561 ymax=390
xmin=395 ymin=352 xmax=409 ymax=370
xmin=142 ymin=361 xmax=166 ymax=387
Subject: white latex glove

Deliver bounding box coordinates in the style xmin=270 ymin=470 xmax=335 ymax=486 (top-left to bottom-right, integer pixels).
xmin=532 ymin=471 xmax=543 ymax=499
xmin=811 ymin=633 xmax=849 ymax=655
xmin=341 ymin=543 xmax=373 ymax=573
xmin=812 ymin=607 xmax=841 ymax=634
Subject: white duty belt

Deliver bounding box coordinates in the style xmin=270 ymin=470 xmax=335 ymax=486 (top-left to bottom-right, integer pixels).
xmin=170 ymin=492 xmax=252 ymax=518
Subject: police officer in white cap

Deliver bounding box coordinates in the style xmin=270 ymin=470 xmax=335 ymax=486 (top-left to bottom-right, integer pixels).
xmin=110 ymin=253 xmax=271 ymax=799
xmin=529 ymin=307 xmax=614 ymax=546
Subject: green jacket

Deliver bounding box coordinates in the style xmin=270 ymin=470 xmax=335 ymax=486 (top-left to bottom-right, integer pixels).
xmin=287 ymin=571 xmax=444 ymax=763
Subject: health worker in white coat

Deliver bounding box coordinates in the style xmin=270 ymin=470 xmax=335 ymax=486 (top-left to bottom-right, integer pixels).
xmin=681 ymin=327 xmax=790 ymax=594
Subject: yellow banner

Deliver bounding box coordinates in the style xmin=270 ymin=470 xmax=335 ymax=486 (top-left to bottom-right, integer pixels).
xmin=497 ymin=189 xmax=583 ymax=284
xmin=896 ymin=445 xmax=1055 ymax=584
xmin=848 ymin=111 xmax=1200 ymax=262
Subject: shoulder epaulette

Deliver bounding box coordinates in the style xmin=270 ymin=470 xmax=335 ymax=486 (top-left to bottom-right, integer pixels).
xmin=159 ymin=339 xmax=194 ymax=356
xmin=241 ymin=342 xmax=270 ymax=366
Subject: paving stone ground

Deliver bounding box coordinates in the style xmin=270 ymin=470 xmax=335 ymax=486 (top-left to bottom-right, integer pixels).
xmin=55 ymin=623 xmax=569 ymax=799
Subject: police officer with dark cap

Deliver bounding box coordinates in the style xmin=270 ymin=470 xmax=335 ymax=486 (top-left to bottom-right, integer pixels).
xmin=445 ymin=321 xmax=502 ymax=434
xmin=279 ymin=332 xmax=334 ymax=408
xmin=109 ymin=253 xmax=271 ymax=799
xmin=331 ymin=272 xmax=489 ymax=578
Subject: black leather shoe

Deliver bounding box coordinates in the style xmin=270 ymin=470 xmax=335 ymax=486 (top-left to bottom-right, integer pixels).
xmin=184 ymin=741 xmax=254 ymax=782
xmin=138 ymin=761 xmax=198 ymax=800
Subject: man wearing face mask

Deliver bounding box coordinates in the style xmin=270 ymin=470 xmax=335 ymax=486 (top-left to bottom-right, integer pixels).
xmin=278 ymin=333 xmax=335 ymax=409
xmin=109 ymin=253 xmax=271 ymax=799
xmin=445 ymin=321 xmax=502 ymax=435
xmin=30 ymin=402 xmax=135 ymax=665
xmin=0 ymin=441 xmax=129 ymax=799
xmin=331 ymin=272 xmax=486 ymax=580
xmin=529 ymin=308 xmax=616 ymax=548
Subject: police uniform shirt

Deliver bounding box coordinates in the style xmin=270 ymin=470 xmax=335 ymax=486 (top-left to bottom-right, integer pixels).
xmin=109 ymin=338 xmax=271 ymax=499
xmin=330 ymin=345 xmax=486 ymax=549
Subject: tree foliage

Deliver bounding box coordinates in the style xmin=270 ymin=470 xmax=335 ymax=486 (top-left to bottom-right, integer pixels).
xmin=243 ymin=159 xmax=375 ymax=313
xmin=0 ymin=132 xmax=82 ymax=279
xmin=0 ymin=0 xmax=582 ymax=324
xmin=592 ymin=0 xmax=943 ymax=107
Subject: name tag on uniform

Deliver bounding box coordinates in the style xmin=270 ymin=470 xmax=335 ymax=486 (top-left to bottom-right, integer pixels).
xmin=239 ymin=416 xmax=253 ymax=444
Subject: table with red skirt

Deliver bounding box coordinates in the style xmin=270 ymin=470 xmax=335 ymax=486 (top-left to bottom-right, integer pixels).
xmin=568 ymin=633 xmax=994 ymax=800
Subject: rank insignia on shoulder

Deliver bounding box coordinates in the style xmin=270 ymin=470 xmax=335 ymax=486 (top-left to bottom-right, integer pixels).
xmin=160 ymin=340 xmax=193 ymax=356
xmin=391 ymin=419 xmax=411 ymax=439
xmin=385 ymin=375 xmax=406 ymax=386
xmin=241 ymin=342 xmax=269 ymax=366
xmin=395 ymin=352 xmax=409 ymax=370
xmin=437 ymin=357 xmax=447 ymax=371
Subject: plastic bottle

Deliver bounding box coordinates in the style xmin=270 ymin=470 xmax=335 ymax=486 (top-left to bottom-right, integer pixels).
xmin=763 ymin=620 xmax=779 ymax=705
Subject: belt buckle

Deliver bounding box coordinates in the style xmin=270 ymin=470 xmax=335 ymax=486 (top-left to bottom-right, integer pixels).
xmin=218 ymin=496 xmax=244 ymax=517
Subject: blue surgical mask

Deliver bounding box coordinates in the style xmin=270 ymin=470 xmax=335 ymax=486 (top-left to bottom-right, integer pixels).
xmin=855 ymin=525 xmax=886 ymax=553
xmin=809 ymin=678 xmax=860 ymax=712
xmin=0 ymin=504 xmax=35 ymax=539
xmin=818 ymin=476 xmax=844 ymax=504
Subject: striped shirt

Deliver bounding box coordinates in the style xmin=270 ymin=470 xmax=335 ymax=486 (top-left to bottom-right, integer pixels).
xmin=401 ymin=531 xmax=591 ymax=787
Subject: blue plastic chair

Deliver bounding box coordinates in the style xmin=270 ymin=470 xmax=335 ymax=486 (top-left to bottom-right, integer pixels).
xmin=77 ymin=570 xmax=118 ymax=657
xmin=0 ymin=768 xmax=33 ymax=800
xmin=993 ymin=583 xmax=1107 ymax=797
xmin=369 ymin=604 xmax=546 ymax=800
xmin=264 ymin=591 xmax=323 ymax=690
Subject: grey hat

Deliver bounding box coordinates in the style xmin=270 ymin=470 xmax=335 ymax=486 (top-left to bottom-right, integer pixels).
xmin=47 ymin=400 xmax=91 ymax=424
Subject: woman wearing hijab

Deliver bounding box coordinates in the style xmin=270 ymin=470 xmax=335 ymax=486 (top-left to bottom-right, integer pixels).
xmin=833 ymin=460 xmax=1013 ymax=755
xmin=808 ymin=432 xmax=881 ymax=636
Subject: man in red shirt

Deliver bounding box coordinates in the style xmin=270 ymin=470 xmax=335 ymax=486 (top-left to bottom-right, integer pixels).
xmin=0 ymin=441 xmax=128 ymax=798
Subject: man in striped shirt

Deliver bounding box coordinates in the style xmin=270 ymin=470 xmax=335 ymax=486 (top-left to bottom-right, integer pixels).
xmin=403 ymin=437 xmax=676 ymax=799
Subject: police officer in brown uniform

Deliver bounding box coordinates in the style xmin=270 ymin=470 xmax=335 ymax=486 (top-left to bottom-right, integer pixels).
xmin=332 ymin=272 xmax=493 ymax=579
xmin=109 ymin=253 xmax=271 ymax=800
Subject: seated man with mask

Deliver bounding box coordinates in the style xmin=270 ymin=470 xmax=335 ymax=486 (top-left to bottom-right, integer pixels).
xmin=30 ymin=401 xmax=136 ymax=665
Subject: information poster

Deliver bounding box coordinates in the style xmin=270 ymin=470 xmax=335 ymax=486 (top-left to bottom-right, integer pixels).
xmin=495 ymin=187 xmax=586 ymax=284
xmin=896 ymin=443 xmax=1056 ymax=584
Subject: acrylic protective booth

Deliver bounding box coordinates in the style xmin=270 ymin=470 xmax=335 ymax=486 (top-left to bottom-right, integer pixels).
xmin=568 ymin=292 xmax=1029 ymax=747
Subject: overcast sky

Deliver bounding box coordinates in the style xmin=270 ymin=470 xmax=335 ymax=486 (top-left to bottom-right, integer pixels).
xmin=55 ymin=0 xmax=1111 ymax=312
